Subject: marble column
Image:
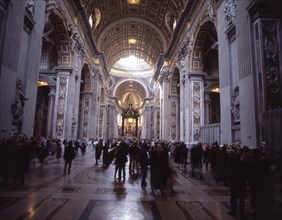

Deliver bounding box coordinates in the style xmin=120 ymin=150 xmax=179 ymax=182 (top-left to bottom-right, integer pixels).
xmin=204 ymin=92 xmax=211 ymax=125
xmin=88 ymin=66 xmax=102 ymax=139
xmin=179 ymin=74 xmax=185 ymax=141
xmin=143 ymin=104 xmax=153 ymax=139
xmin=80 ymin=94 xmax=91 ymax=138
xmin=159 ymin=67 xmax=171 ymax=140
xmin=46 ymin=87 xmax=55 ymax=138
xmin=247 ymin=1 xmax=282 ymax=148
xmin=107 ymin=104 xmax=116 ymax=139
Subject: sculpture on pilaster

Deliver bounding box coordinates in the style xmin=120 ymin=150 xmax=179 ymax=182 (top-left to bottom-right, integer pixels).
xmin=46 ymin=0 xmax=58 ymax=12
xmin=207 ymin=0 xmax=216 ymax=22
xmin=224 ymin=0 xmax=237 ymax=27
xmin=25 ymin=0 xmax=35 ymax=15
xmin=68 ymin=24 xmax=85 ymax=56
xmin=231 ymin=86 xmax=240 ymax=122
xmin=159 ymin=66 xmax=171 ymax=85
xmin=178 ymin=32 xmax=194 ymax=61
xmin=11 ymin=79 xmax=28 ymax=126
xmin=93 ymin=67 xmax=101 ymax=80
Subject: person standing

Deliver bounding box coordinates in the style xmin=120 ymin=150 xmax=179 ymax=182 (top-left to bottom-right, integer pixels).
xmin=114 ymin=142 xmax=128 ymax=180
xmin=228 ymin=150 xmax=247 ymax=218
xmin=56 ymin=141 xmax=62 ymax=162
xmin=95 ymin=139 xmax=102 ymax=165
xmin=64 ymin=141 xmax=75 ymax=175
xmin=139 ymin=143 xmax=149 ymax=188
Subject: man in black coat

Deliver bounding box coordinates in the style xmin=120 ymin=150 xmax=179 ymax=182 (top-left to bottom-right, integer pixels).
xmin=64 ymin=141 xmax=75 ymax=175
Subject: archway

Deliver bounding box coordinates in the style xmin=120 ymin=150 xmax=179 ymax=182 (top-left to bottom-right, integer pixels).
xmin=193 ymin=21 xmax=220 ymax=125
xmin=34 ymin=12 xmax=70 ymax=138
xmin=114 ymin=80 xmax=147 ymax=138
xmin=121 ymin=103 xmax=140 ymax=137
xmin=192 ymin=21 xmax=220 ymax=144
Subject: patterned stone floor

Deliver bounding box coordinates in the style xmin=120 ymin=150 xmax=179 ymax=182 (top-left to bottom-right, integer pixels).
xmin=0 ymin=146 xmax=281 ymax=220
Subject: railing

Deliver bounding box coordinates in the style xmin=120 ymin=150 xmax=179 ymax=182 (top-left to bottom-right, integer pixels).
xmin=200 ymin=123 xmax=220 ymax=145
xmin=262 ymin=108 xmax=282 ymax=152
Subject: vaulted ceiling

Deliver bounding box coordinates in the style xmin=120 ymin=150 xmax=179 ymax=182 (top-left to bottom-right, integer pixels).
xmin=81 ymin=0 xmax=187 ymax=69
xmin=114 ymin=80 xmax=147 ymax=108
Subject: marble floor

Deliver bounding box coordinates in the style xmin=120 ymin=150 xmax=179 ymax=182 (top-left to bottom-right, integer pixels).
xmin=0 ymin=145 xmax=281 ymax=220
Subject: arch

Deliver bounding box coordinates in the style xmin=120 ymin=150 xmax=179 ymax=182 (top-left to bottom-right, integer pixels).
xmin=97 ymin=17 xmax=168 ymax=51
xmin=80 ymin=64 xmax=92 ymax=92
xmin=44 ymin=13 xmax=71 ymax=67
xmin=190 ymin=21 xmax=217 ymax=72
xmin=113 ymin=78 xmax=149 ymax=99
xmin=170 ymin=68 xmax=180 ymax=95
xmin=191 ymin=21 xmax=220 ymax=125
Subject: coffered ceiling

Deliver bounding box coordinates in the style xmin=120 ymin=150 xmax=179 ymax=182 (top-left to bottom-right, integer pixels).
xmin=81 ymin=0 xmax=187 ymax=69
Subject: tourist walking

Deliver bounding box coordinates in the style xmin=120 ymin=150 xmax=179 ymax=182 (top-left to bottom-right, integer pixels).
xmin=64 ymin=141 xmax=75 ymax=175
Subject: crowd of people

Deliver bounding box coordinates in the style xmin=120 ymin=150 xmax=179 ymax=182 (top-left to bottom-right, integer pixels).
xmin=0 ymin=134 xmax=280 ymax=219
xmin=0 ymin=134 xmax=89 ymax=183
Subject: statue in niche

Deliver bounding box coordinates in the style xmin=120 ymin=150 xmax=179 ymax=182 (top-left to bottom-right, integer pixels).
xmin=11 ymin=79 xmax=28 ymax=124
xmin=231 ymin=86 xmax=240 ymax=122
xmin=25 ymin=0 xmax=35 ymax=15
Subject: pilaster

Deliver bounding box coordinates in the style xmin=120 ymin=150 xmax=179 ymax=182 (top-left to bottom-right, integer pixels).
xmin=188 ymin=72 xmax=205 ymax=143
xmin=46 ymin=87 xmax=56 ymax=138
xmin=53 ymin=71 xmax=71 ymax=139
xmin=143 ymin=104 xmax=154 ymax=139
xmin=158 ymin=67 xmax=171 ymax=140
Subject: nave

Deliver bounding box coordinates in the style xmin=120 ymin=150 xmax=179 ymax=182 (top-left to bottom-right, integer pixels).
xmin=0 ymin=145 xmax=281 ymax=220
